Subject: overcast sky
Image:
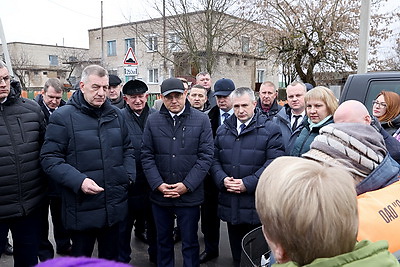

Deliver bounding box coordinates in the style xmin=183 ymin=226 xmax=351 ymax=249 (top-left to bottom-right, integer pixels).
xmin=0 ymin=0 xmax=157 ymax=48
xmin=1 ymin=0 xmax=399 ymax=51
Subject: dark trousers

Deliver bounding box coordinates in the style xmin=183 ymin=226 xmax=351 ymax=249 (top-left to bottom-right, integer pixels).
xmin=200 ymin=175 xmax=220 ymax=255
xmin=0 ymin=209 xmax=41 ymax=267
xmin=69 ymin=223 xmax=119 ymax=260
xmin=38 ymin=196 xmax=71 ymax=261
xmin=118 ymin=194 xmax=157 ymax=263
xmin=152 ymin=204 xmax=200 ymax=267
xmin=227 ymin=222 xmax=260 ymax=267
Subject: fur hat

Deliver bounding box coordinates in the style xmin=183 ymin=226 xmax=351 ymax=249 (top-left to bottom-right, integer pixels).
xmin=302 ymin=123 xmax=387 ymax=178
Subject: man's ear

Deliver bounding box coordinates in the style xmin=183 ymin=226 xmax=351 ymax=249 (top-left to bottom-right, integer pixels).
xmin=365 ymin=114 xmax=372 ymax=125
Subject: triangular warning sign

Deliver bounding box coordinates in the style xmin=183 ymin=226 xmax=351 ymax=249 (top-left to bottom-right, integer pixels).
xmin=124 ymin=47 xmax=138 ymax=65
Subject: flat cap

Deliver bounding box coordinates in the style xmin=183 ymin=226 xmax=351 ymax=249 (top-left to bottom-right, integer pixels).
xmin=109 ymin=74 xmax=122 ymax=86
xmin=123 ymin=79 xmax=148 ymax=95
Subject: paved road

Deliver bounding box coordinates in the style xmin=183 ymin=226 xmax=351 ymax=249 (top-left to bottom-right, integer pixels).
xmin=1 ymin=221 xmax=234 ymax=267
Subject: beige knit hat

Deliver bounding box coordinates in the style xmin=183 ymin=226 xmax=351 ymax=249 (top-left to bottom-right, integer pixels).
xmin=302 ymin=123 xmax=387 ymax=178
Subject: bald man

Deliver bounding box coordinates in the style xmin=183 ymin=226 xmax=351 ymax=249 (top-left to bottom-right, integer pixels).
xmin=334 ymin=100 xmax=400 ymax=163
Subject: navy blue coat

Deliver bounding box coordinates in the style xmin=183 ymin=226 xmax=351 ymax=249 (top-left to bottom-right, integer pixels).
xmin=141 ymin=102 xmax=214 ymax=207
xmin=122 ymin=104 xmax=156 ymax=205
xmin=211 ymin=110 xmax=285 ymax=225
xmin=40 ymin=90 xmax=135 ymax=231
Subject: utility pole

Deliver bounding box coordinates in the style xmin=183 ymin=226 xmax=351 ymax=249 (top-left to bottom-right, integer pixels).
xmin=358 ymin=0 xmax=371 ymax=74
xmin=101 ymin=1 xmax=104 ymax=67
xmin=163 ymin=0 xmax=167 ymax=79
xmin=0 ymin=18 xmax=14 ymax=77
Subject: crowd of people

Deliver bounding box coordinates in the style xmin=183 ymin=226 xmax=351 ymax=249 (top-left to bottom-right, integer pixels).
xmin=0 ymin=60 xmax=400 ymax=267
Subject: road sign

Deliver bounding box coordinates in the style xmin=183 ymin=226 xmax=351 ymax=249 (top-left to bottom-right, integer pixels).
xmin=124 ymin=47 xmax=138 ymax=65
xmin=125 ymin=66 xmax=138 ymax=76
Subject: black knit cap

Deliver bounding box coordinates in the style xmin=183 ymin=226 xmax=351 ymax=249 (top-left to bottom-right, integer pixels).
xmin=123 ymin=79 xmax=148 ymax=95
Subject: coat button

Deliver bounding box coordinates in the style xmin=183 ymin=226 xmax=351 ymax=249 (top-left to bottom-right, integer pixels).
xmin=173 ymin=137 xmax=176 ymax=140
xmin=172 ymin=154 xmax=176 ymax=158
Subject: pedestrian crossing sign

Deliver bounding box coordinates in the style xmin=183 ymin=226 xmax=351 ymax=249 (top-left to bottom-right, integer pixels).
xmin=124 ymin=47 xmax=138 ymax=65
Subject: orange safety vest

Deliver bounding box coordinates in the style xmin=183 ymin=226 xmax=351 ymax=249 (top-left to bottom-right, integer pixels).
xmin=357 ymin=180 xmax=400 ymax=253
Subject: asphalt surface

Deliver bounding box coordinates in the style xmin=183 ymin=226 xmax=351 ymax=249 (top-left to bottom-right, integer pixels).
xmin=1 ymin=220 xmax=235 ymax=267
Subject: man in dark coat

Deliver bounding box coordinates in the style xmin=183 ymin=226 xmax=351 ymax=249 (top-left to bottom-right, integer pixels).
xmin=0 ymin=61 xmax=47 ymax=267
xmin=333 ymin=100 xmax=400 ymax=164
xmin=200 ymin=78 xmax=235 ymax=263
xmin=34 ymin=78 xmax=71 ymax=261
xmin=196 ymin=71 xmax=216 ymax=108
xmin=40 ymin=65 xmax=135 ymax=260
xmin=141 ymin=78 xmax=214 ymax=267
xmin=211 ymin=87 xmax=285 ymax=267
xmin=272 ymin=81 xmax=307 ymax=154
xmin=119 ymin=79 xmax=157 ymax=263
xmin=106 ymin=74 xmax=125 ymax=108
xmin=256 ymin=81 xmax=282 ymax=118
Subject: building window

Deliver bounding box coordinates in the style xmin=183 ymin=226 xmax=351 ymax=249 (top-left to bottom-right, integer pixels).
xmin=125 ymin=38 xmax=135 ymax=52
xmin=257 ymin=69 xmax=265 ymax=83
xmin=168 ymin=32 xmax=181 ymax=51
xmin=258 ymin=41 xmax=266 ymax=56
xmin=148 ymin=69 xmax=159 ymax=84
xmin=243 ymin=60 xmax=248 ymax=66
xmin=236 ymin=59 xmax=240 ymax=66
xmin=242 ymin=36 xmax=250 ymax=53
xmin=147 ymin=35 xmax=158 ymax=52
xmin=49 ymin=55 xmax=58 ymax=66
xmin=107 ymin=40 xmax=117 ymax=56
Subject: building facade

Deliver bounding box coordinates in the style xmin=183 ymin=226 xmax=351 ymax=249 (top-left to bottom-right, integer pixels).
xmin=0 ymin=42 xmax=89 ymax=91
xmin=88 ymin=11 xmax=279 ymax=93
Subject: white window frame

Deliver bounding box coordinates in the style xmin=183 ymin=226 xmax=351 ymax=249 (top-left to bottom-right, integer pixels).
xmin=107 ymin=40 xmax=117 ymax=56
xmin=241 ymin=36 xmax=250 ymax=53
xmin=258 ymin=40 xmax=266 ymax=56
xmin=125 ymin=38 xmax=136 ymax=53
xmin=257 ymin=69 xmax=265 ymax=83
xmin=49 ymin=55 xmax=59 ymax=66
xmin=168 ymin=32 xmax=181 ymax=52
xmin=148 ymin=69 xmax=159 ymax=84
xmin=147 ymin=35 xmax=158 ymax=52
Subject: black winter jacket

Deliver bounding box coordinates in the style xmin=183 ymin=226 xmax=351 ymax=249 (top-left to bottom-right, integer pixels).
xmin=211 ymin=110 xmax=285 ymax=225
xmin=122 ymin=104 xmax=156 ymax=200
xmin=0 ymin=81 xmax=46 ymax=219
xmin=34 ymin=94 xmax=66 ymax=124
xmin=141 ymin=102 xmax=214 ymax=207
xmin=40 ymin=90 xmax=135 ymax=230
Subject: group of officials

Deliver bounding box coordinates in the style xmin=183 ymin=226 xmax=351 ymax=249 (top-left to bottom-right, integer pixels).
xmin=4 ymin=61 xmax=395 ymax=267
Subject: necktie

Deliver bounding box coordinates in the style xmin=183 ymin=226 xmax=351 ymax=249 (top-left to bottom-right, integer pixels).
xmin=222 ymin=112 xmax=230 ymax=125
xmin=292 ymin=115 xmax=301 ymax=132
xmin=239 ymin=123 xmax=246 ymax=134
xmin=173 ymin=115 xmax=178 ymax=126
xmin=49 ymin=108 xmax=55 ymax=113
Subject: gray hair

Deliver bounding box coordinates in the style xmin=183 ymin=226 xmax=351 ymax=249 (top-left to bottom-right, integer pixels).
xmin=230 ymin=87 xmax=256 ymax=102
xmin=43 ymin=78 xmax=63 ymax=93
xmin=81 ymin=65 xmax=108 ymax=83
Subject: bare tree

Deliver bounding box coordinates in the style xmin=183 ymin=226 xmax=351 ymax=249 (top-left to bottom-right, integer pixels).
xmin=10 ymin=49 xmax=34 ymax=89
xmin=252 ymin=0 xmax=399 ymax=85
xmin=59 ymin=48 xmax=90 ymax=86
xmin=130 ymin=0 xmax=258 ymax=76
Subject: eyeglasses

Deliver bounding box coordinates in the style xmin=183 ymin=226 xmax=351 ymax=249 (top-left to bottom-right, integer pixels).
xmin=0 ymin=76 xmax=10 ymax=84
xmin=372 ymin=100 xmax=387 ymax=108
